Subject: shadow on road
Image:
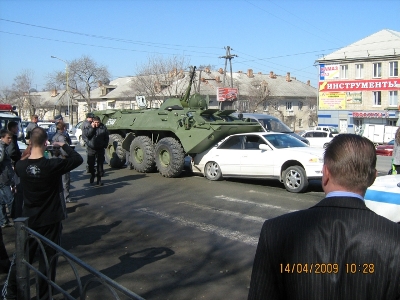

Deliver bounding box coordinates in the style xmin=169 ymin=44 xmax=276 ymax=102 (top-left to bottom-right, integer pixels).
xmin=58 ymin=247 xmax=175 ymax=298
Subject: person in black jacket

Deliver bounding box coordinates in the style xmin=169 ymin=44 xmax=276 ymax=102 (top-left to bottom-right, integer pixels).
xmin=4 ymin=126 xmax=83 ymax=300
xmin=6 ymin=121 xmax=22 ymax=220
xmin=247 ymin=134 xmax=400 ymax=300
xmin=6 ymin=121 xmax=21 ymax=166
xmin=84 ymin=116 xmax=109 ymax=186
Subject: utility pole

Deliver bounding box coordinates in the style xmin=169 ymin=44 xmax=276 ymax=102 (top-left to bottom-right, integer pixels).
xmin=219 ymin=46 xmax=238 ymax=88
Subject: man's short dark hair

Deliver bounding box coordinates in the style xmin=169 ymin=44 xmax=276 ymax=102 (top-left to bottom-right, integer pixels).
xmin=30 ymin=127 xmax=48 ymax=147
xmin=0 ymin=129 xmax=12 ymax=138
xmin=324 ymin=134 xmax=376 ymax=192
xmin=93 ymin=116 xmax=101 ymax=122
xmin=7 ymin=121 xmax=18 ymax=130
xmin=86 ymin=112 xmax=95 ymax=118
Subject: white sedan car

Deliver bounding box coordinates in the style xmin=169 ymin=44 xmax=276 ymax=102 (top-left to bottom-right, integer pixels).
xmin=192 ymin=132 xmax=324 ymax=193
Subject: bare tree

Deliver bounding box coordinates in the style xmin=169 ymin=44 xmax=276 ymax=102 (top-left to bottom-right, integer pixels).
xmin=47 ymin=55 xmax=110 ymax=112
xmin=10 ymin=70 xmax=36 ymax=116
xmin=245 ymin=80 xmax=270 ymax=113
xmin=129 ymin=55 xmax=191 ymax=108
xmin=306 ymin=97 xmax=318 ymax=127
xmin=0 ymin=86 xmax=13 ymax=104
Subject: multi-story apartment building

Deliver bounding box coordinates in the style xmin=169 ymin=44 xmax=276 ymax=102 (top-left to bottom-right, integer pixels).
xmin=315 ymin=29 xmax=399 ymax=133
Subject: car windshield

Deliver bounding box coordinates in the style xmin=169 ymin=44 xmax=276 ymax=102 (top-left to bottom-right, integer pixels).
xmin=263 ymin=133 xmax=308 ymax=149
xmin=329 ymin=127 xmax=339 ymax=134
xmin=258 ymin=118 xmax=293 ymax=133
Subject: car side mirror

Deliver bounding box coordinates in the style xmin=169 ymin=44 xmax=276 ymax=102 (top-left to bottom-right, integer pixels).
xmin=259 ymin=144 xmax=269 ymax=151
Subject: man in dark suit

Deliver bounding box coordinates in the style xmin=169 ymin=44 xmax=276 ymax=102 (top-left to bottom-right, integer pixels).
xmin=248 ymin=134 xmax=400 ymax=300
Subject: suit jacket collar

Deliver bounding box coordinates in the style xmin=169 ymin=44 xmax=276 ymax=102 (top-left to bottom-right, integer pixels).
xmin=311 ymin=196 xmax=370 ymax=211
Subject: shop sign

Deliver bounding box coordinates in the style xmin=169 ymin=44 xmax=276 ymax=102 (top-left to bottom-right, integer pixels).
xmin=352 ymin=111 xmax=390 ymax=118
xmin=319 ymin=79 xmax=399 ymax=92
xmin=319 ymin=64 xmax=340 ymax=80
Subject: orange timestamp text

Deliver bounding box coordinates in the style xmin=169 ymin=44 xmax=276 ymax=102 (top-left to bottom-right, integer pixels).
xmin=279 ymin=263 xmax=375 ymax=274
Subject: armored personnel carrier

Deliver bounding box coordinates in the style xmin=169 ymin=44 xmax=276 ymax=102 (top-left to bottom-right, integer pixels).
xmin=94 ymin=67 xmax=263 ymax=178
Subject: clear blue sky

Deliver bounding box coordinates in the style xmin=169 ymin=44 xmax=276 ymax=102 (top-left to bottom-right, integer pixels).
xmin=0 ymin=0 xmax=399 ymax=91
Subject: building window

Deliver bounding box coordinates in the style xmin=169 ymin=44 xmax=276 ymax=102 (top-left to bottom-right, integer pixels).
xmin=373 ymin=63 xmax=382 ymax=78
xmin=389 ymin=91 xmax=398 ymax=106
xmin=340 ymin=65 xmax=348 ymax=79
xmin=389 ymin=61 xmax=398 ymax=77
xmin=354 ymin=119 xmax=363 ymax=134
xmin=373 ymin=91 xmax=381 ymax=106
xmin=355 ymin=64 xmax=364 ymax=79
xmin=298 ymin=101 xmax=303 ymax=110
xmin=298 ymin=119 xmax=302 ymax=127
xmin=286 ymin=102 xmax=292 ymax=111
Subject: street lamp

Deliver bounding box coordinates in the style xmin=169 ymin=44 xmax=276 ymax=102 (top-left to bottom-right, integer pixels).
xmin=51 ymin=55 xmax=71 ymax=124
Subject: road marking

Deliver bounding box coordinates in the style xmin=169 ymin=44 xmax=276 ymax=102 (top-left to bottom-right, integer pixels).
xmin=178 ymin=202 xmax=266 ymax=223
xmin=136 ymin=207 xmax=259 ymax=246
xmin=247 ymin=190 xmax=317 ymax=204
xmin=215 ymin=195 xmax=296 ymax=213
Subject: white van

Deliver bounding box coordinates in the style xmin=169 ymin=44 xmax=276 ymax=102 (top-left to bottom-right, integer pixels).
xmin=314 ymin=126 xmax=339 ymax=136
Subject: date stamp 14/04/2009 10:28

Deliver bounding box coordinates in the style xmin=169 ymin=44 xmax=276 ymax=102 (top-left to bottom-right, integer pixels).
xmin=279 ymin=263 xmax=375 ymax=274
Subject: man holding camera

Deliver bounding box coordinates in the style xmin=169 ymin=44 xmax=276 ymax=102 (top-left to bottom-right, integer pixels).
xmin=84 ymin=116 xmax=109 ymax=186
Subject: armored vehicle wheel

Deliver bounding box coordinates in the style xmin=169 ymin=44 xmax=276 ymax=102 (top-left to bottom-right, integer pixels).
xmin=130 ymin=136 xmax=156 ymax=172
xmin=282 ymin=165 xmax=308 ymax=193
xmin=155 ymin=137 xmax=185 ymax=178
xmin=204 ymin=161 xmax=222 ymax=181
xmin=105 ymin=134 xmax=126 ymax=168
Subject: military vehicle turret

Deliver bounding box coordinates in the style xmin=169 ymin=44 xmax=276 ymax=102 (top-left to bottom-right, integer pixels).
xmin=93 ymin=66 xmax=263 ymax=178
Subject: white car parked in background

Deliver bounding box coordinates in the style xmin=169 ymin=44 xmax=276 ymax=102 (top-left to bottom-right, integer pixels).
xmin=69 ymin=120 xmax=84 ymax=146
xmin=299 ymin=130 xmax=334 ymax=148
xmin=314 ymin=126 xmax=340 ymax=136
xmin=192 ymin=132 xmax=324 ymax=193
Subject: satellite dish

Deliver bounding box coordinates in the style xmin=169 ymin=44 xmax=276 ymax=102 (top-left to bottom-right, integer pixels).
xmin=103 ymin=78 xmax=110 ymax=85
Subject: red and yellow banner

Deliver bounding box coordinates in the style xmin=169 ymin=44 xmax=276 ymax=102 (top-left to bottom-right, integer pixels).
xmin=319 ymin=79 xmax=399 ymax=92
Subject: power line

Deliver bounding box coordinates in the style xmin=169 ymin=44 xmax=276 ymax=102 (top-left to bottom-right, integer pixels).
xmin=0 ymin=30 xmax=220 ymax=59
xmin=0 ymin=18 xmax=222 ymax=51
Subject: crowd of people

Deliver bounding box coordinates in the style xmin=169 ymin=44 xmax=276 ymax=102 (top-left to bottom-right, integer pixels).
xmin=0 ymin=112 xmax=110 ymax=299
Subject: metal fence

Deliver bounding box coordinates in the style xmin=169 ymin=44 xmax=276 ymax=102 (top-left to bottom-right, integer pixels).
xmin=12 ymin=217 xmax=145 ymax=300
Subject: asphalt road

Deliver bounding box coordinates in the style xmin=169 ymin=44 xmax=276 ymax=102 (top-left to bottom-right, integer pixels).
xmin=0 ymin=147 xmax=394 ymax=299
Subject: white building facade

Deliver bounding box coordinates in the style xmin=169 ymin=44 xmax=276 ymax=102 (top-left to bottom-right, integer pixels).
xmin=315 ymin=29 xmax=400 ymax=133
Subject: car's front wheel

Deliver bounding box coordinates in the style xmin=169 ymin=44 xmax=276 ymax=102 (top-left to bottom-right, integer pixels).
xmin=204 ymin=161 xmax=222 ymax=181
xmin=282 ymin=165 xmax=308 ymax=193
